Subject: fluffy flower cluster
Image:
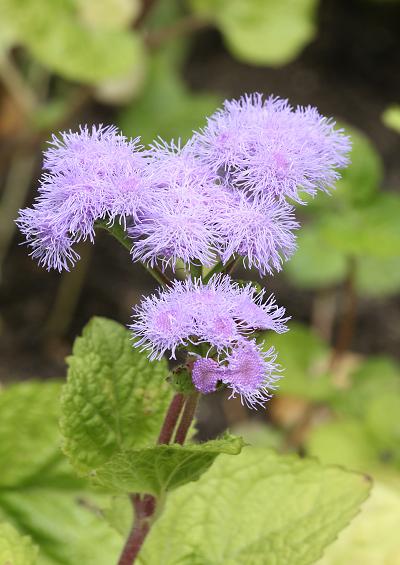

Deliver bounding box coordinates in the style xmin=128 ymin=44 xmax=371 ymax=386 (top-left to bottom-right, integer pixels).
xmin=193 ymin=93 xmax=351 ymax=202
xmin=17 ymin=93 xmax=350 ymax=274
xmin=17 ymin=125 xmax=148 ymax=271
xmin=130 ymin=275 xmax=287 ymax=407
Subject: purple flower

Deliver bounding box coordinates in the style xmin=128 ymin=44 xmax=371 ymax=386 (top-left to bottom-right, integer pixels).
xmin=129 ymin=140 xmax=220 ymax=270
xmin=16 ymin=125 xmax=148 ymax=271
xmin=222 ymin=340 xmax=281 ymax=408
xmin=213 ymin=190 xmax=299 ymax=275
xmin=130 ymin=274 xmax=288 ymax=360
xmin=193 ymin=93 xmax=351 ymax=203
xmin=192 ymin=357 xmax=221 ymax=394
xmin=192 ymin=340 xmax=281 ymax=408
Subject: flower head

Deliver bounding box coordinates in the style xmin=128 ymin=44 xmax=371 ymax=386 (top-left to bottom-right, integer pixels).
xmin=193 ymin=93 xmax=351 ymax=203
xmin=222 ymin=340 xmax=281 ymax=408
xmin=130 ymin=140 xmax=220 ymax=270
xmin=130 ymin=274 xmax=288 ymax=360
xmin=16 ymin=125 xmax=148 ymax=271
xmin=213 ymin=190 xmax=299 ymax=275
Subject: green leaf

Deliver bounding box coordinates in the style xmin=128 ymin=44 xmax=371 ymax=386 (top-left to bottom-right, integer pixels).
xmin=304 ymin=126 xmax=383 ymax=211
xmin=191 ymin=0 xmax=318 ymax=66
xmin=2 ymin=0 xmax=145 ymax=84
xmin=0 ymin=489 xmax=121 ymax=565
xmin=365 ymin=393 xmax=400 ymax=467
xmin=356 ymin=254 xmax=400 ymax=297
xmin=286 ymin=224 xmax=347 ymax=289
xmin=317 ymin=481 xmax=400 ymax=565
xmin=320 ymin=193 xmax=400 ymax=259
xmin=92 ymin=435 xmax=244 ymax=495
xmin=0 ymin=380 xmax=122 ymax=565
xmin=263 ymin=323 xmax=333 ymax=401
xmin=332 ymin=356 xmax=400 ymax=419
xmin=75 ymin=0 xmax=139 ymax=30
xmin=0 ymin=522 xmax=38 ymax=565
xmin=139 ymin=447 xmax=371 ymax=565
xmin=382 ymin=104 xmax=400 ymax=134
xmin=119 ymin=51 xmax=221 ymax=144
xmin=60 ymin=316 xmax=173 ymax=475
xmin=306 ymin=419 xmax=378 ymax=473
xmin=0 ymin=381 xmax=63 ymax=488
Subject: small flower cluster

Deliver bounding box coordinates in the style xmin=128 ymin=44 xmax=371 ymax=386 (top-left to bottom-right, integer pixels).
xmin=130 ymin=275 xmax=288 ymax=407
xmin=17 ymin=125 xmax=148 ymax=271
xmin=17 ymin=94 xmax=350 ymax=274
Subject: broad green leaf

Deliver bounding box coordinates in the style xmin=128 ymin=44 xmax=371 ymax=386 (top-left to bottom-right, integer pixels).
xmin=382 ymin=104 xmax=400 ymax=133
xmin=119 ymin=51 xmax=221 ymax=144
xmin=263 ymin=323 xmax=333 ymax=401
xmin=317 ymin=481 xmax=400 ymax=565
xmin=0 ymin=522 xmax=38 ymax=565
xmin=139 ymin=447 xmax=371 ymax=565
xmin=191 ymin=0 xmax=318 ymax=66
xmin=366 ymin=393 xmax=400 ymax=467
xmin=306 ymin=419 xmax=378 ymax=473
xmin=2 ymin=0 xmax=145 ymax=84
xmin=93 ymin=435 xmax=244 ymax=495
xmin=0 ymin=490 xmax=121 ymax=565
xmin=60 ymin=316 xmax=173 ymax=474
xmin=0 ymin=380 xmax=122 ymax=565
xmin=0 ymin=381 xmax=62 ymax=488
xmin=75 ymin=0 xmax=139 ymax=30
xmin=356 ymin=255 xmax=400 ymax=297
xmin=286 ymin=225 xmax=347 ymax=289
xmin=26 ymin=24 xmax=144 ymax=85
xmin=332 ymin=356 xmax=400 ymax=419
xmin=320 ymin=193 xmax=400 ymax=259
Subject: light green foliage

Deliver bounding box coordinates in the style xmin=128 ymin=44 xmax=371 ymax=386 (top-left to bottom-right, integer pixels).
xmin=76 ymin=0 xmax=139 ymax=30
xmin=93 ymin=435 xmax=244 ymax=495
xmin=382 ymin=104 xmax=400 ymax=133
xmin=286 ymin=225 xmax=348 ymax=288
xmin=306 ymin=419 xmax=378 ymax=473
xmin=0 ymin=381 xmax=121 ymax=564
xmin=332 ymin=356 xmax=400 ymax=418
xmin=288 ymin=126 xmax=400 ymax=296
xmin=119 ymin=51 xmax=221 ymax=144
xmin=0 ymin=381 xmax=62 ymax=488
xmin=61 ymin=317 xmax=173 ymax=473
xmin=308 ymin=356 xmax=400 ymax=472
xmin=0 ymin=522 xmax=38 ymax=565
xmin=191 ymin=0 xmax=318 ymax=66
xmin=263 ymin=323 xmax=333 ymax=401
xmin=316 ymin=481 xmax=400 ymax=565
xmin=138 ymin=447 xmax=371 ymax=565
xmin=320 ymin=194 xmax=400 ymax=259
xmin=1 ymin=0 xmax=144 ymax=83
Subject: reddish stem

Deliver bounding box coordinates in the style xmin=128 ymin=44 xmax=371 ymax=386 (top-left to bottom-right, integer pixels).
xmin=157 ymin=392 xmax=185 ymax=444
xmin=174 ymin=393 xmax=199 ymax=445
xmin=118 ymin=391 xmax=194 ymax=564
xmin=118 ymin=495 xmax=156 ymax=565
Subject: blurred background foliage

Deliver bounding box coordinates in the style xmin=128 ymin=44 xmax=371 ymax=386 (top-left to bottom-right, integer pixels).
xmin=0 ymin=0 xmax=400 ymax=563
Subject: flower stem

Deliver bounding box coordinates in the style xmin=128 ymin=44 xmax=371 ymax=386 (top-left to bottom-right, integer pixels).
xmin=157 ymin=392 xmax=186 ymax=444
xmin=117 ymin=495 xmax=156 ymax=565
xmin=118 ymin=391 xmax=189 ymax=564
xmin=95 ymin=220 xmax=170 ymax=287
xmin=174 ymin=392 xmax=199 ymax=445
